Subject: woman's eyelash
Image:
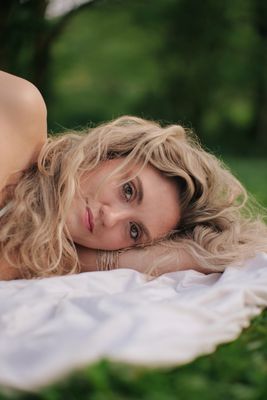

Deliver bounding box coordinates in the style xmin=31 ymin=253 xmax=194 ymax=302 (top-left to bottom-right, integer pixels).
xmin=130 ymin=222 xmax=141 ymax=241
xmin=122 ymin=181 xmax=135 ymax=201
xmin=122 ymin=182 xmax=141 ymax=241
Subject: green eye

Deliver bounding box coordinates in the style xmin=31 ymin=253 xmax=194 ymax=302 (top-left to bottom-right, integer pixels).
xmin=123 ymin=182 xmax=134 ymax=201
xmin=130 ymin=222 xmax=140 ymax=241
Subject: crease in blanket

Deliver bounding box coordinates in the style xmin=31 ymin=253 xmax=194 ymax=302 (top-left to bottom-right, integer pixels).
xmin=0 ymin=252 xmax=267 ymax=392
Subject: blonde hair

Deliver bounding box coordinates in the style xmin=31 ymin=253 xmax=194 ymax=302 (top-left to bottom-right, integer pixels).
xmin=1 ymin=115 xmax=267 ymax=278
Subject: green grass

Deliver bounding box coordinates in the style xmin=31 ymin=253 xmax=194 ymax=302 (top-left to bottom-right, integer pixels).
xmin=224 ymin=157 xmax=267 ymax=207
xmin=1 ymin=157 xmax=267 ymax=400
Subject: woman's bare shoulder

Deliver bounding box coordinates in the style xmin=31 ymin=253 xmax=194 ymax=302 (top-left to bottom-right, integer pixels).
xmin=0 ymin=70 xmax=47 ymax=139
xmin=0 ymin=71 xmax=48 ymax=195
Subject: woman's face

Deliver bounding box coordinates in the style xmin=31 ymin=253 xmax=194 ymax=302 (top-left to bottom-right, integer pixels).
xmin=66 ymin=158 xmax=181 ymax=250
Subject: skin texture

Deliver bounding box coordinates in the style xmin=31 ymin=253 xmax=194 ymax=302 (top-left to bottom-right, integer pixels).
xmin=66 ymin=158 xmax=181 ymax=251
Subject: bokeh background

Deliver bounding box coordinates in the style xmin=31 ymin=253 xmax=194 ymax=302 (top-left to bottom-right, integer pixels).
xmin=1 ymin=1 xmax=267 ymax=399
xmin=1 ymin=0 xmax=267 ymax=156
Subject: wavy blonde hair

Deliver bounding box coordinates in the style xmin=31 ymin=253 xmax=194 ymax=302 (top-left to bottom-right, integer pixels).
xmin=1 ymin=115 xmax=267 ymax=278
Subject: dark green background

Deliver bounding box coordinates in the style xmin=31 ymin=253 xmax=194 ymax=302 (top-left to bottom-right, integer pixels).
xmin=1 ymin=0 xmax=267 ymax=156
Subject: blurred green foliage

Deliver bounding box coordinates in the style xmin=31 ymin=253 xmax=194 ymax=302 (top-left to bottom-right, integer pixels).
xmin=226 ymin=157 xmax=267 ymax=206
xmin=1 ymin=0 xmax=267 ymax=155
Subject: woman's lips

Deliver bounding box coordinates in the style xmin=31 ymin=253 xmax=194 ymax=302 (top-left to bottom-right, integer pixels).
xmin=85 ymin=207 xmax=94 ymax=232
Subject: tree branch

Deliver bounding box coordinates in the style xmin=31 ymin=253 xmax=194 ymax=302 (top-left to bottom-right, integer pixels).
xmin=44 ymin=0 xmax=104 ymax=49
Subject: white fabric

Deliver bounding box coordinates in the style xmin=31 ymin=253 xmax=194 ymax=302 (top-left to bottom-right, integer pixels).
xmin=1 ymin=252 xmax=267 ymax=391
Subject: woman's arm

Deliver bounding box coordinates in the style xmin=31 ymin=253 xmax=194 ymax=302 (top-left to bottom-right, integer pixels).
xmin=76 ymin=244 xmax=210 ymax=276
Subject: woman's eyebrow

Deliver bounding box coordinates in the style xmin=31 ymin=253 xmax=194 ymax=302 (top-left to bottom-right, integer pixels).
xmin=135 ymin=176 xmax=143 ymax=205
xmin=139 ymin=221 xmax=152 ymax=242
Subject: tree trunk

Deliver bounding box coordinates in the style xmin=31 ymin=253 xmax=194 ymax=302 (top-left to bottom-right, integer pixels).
xmin=0 ymin=0 xmax=102 ymax=102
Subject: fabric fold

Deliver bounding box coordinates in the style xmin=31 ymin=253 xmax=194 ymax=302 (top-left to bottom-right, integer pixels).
xmin=0 ymin=252 xmax=267 ymax=391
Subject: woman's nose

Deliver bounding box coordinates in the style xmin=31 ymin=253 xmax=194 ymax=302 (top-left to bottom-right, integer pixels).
xmin=101 ymin=205 xmax=131 ymax=228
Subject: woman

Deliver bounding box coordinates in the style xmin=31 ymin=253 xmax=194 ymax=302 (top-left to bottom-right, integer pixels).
xmin=1 ymin=71 xmax=267 ymax=280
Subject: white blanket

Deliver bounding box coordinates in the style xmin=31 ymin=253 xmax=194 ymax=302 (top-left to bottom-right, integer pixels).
xmin=1 ymin=252 xmax=267 ymax=391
